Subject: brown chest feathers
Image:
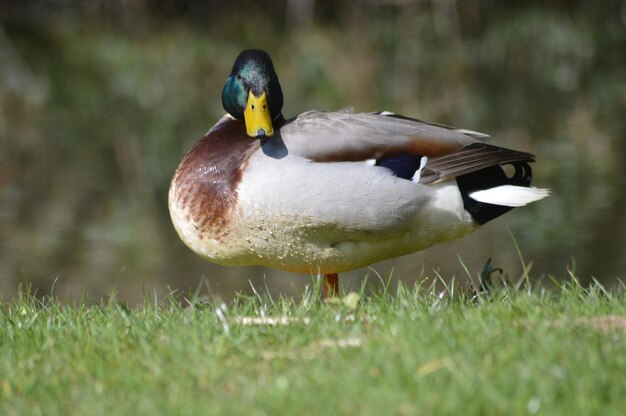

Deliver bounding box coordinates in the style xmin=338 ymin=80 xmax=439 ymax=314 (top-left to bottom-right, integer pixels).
xmin=170 ymin=117 xmax=259 ymax=238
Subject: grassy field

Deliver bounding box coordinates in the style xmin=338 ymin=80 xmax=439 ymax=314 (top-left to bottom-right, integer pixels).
xmin=1 ymin=277 xmax=624 ymax=415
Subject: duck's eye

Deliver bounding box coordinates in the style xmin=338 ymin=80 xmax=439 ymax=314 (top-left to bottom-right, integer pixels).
xmin=236 ymin=74 xmax=242 ymax=80
xmin=263 ymin=104 xmax=267 ymax=111
xmin=251 ymin=104 xmax=255 ymax=110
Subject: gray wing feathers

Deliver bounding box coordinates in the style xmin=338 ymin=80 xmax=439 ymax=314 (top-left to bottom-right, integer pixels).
xmin=279 ymin=110 xmax=535 ymax=185
xmin=420 ymin=143 xmax=536 ymax=184
xmin=280 ymin=111 xmax=479 ymax=161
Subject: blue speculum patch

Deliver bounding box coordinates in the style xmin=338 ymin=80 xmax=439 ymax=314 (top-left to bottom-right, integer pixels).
xmin=376 ymin=154 xmax=423 ymax=180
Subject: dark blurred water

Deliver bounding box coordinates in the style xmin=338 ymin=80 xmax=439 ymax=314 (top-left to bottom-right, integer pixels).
xmin=1 ymin=1 xmax=625 ymax=303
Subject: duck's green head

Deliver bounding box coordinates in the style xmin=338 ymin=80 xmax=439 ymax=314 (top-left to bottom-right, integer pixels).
xmin=222 ymin=49 xmax=283 ymax=138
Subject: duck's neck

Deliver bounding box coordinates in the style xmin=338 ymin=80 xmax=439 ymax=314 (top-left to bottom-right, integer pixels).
xmin=273 ymin=113 xmax=286 ymax=130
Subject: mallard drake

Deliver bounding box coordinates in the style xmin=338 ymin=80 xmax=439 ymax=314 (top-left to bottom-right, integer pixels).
xmin=169 ymin=49 xmax=549 ymax=296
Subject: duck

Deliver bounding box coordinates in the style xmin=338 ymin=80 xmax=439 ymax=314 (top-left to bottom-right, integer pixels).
xmin=168 ymin=49 xmax=549 ymax=297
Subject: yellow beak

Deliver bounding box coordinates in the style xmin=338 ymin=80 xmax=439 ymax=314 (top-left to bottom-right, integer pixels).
xmin=243 ymin=91 xmax=274 ymax=137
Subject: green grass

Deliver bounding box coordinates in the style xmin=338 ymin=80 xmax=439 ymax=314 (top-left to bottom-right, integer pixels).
xmin=1 ymin=278 xmax=624 ymax=416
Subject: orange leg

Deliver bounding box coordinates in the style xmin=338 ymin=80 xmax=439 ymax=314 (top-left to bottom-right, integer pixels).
xmin=323 ymin=273 xmax=339 ymax=297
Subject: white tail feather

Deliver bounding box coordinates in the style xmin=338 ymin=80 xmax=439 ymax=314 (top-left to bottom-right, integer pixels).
xmin=469 ymin=185 xmax=550 ymax=207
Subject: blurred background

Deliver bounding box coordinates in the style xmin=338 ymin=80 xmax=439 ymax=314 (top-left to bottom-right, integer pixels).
xmin=1 ymin=0 xmax=625 ymax=303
